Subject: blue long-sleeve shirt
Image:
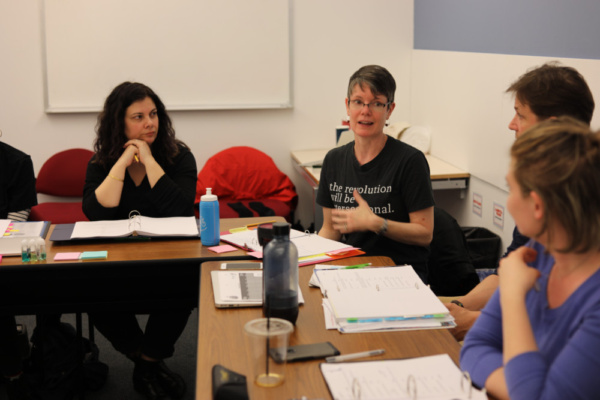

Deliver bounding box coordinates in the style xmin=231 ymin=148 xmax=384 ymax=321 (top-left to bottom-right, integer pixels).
xmin=502 ymin=226 xmax=530 ymax=259
xmin=461 ymin=240 xmax=600 ymax=399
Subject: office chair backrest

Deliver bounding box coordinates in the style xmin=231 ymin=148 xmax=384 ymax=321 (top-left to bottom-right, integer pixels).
xmin=428 ymin=207 xmax=480 ymax=296
xmin=194 ymin=146 xmax=298 ymax=220
xmin=196 ymin=146 xmax=297 ymax=205
xmin=36 ymin=148 xmax=94 ymax=197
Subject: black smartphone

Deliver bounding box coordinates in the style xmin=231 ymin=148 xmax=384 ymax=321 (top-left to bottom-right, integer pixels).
xmin=270 ymin=342 xmax=340 ymax=363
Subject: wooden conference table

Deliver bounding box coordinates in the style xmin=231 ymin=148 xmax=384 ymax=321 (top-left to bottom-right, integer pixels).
xmin=0 ymin=217 xmax=283 ymax=316
xmin=196 ymin=257 xmax=462 ymax=400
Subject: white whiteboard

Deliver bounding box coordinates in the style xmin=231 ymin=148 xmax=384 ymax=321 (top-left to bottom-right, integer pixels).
xmin=43 ymin=0 xmax=291 ymax=113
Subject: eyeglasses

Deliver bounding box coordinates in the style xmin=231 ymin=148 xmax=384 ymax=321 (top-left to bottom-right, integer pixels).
xmin=348 ymin=99 xmax=390 ymax=113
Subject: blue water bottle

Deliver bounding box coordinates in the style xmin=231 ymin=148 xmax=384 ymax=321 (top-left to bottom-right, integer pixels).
xmin=200 ymin=188 xmax=220 ymax=246
xmin=263 ymin=222 xmax=299 ymax=324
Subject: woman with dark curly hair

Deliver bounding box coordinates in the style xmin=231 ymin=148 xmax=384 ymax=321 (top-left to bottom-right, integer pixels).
xmin=83 ymin=82 xmax=197 ymax=400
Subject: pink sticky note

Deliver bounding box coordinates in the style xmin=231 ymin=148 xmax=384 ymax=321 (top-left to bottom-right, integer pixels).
xmin=208 ymin=245 xmax=238 ymax=254
xmin=54 ymin=252 xmax=82 ymax=261
xmin=247 ymin=251 xmax=263 ymax=259
xmin=325 ymin=247 xmax=356 ymax=256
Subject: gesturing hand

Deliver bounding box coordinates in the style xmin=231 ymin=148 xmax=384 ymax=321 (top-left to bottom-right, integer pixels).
xmin=331 ymin=189 xmax=375 ymax=233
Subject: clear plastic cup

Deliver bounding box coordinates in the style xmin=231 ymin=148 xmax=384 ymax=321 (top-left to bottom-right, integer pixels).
xmin=244 ymin=318 xmax=294 ymax=387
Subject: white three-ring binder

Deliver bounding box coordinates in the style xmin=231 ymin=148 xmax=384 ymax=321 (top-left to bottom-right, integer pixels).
xmin=320 ymin=354 xmax=486 ymax=400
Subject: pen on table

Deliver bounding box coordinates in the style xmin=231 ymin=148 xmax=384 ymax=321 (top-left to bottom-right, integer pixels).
xmin=288 ymin=397 xmax=325 ymax=400
xmin=343 ymin=262 xmax=372 ymax=269
xmin=245 ymin=220 xmax=276 ymax=229
xmin=325 ymin=349 xmax=385 ymax=363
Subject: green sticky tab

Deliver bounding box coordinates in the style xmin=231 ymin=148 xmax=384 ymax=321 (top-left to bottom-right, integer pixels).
xmin=80 ymin=251 xmax=108 ymax=260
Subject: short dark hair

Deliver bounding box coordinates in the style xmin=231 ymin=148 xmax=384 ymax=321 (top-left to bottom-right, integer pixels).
xmin=347 ymin=65 xmax=396 ymax=104
xmin=94 ymin=82 xmax=187 ymax=166
xmin=506 ymin=62 xmax=594 ymax=125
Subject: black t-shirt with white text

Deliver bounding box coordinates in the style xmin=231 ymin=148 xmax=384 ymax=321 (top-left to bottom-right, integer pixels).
xmin=317 ymin=137 xmax=434 ymax=281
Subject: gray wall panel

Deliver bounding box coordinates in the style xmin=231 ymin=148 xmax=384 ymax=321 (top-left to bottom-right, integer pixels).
xmin=414 ymin=0 xmax=600 ymax=60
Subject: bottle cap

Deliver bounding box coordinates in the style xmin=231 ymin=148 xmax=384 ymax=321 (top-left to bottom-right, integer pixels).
xmin=201 ymin=187 xmax=218 ymax=201
xmin=272 ymin=222 xmax=290 ymax=236
xmin=257 ymin=223 xmax=274 ymax=247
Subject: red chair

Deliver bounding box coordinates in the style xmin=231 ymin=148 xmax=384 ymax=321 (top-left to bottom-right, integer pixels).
xmin=195 ymin=146 xmax=298 ymax=221
xmin=29 ymin=148 xmax=94 ymax=224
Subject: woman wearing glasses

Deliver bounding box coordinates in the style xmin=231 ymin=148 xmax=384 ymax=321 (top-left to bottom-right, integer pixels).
xmin=317 ymin=65 xmax=434 ymax=282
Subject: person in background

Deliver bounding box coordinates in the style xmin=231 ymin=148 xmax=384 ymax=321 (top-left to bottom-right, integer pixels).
xmin=1 ymin=130 xmax=37 ymax=400
xmin=82 ymin=82 xmax=197 ymax=400
xmin=317 ymin=65 xmax=434 ymax=282
xmin=461 ymin=117 xmax=600 ymax=399
xmin=0 ymin=131 xmax=37 ymax=222
xmin=447 ymin=62 xmax=595 ymax=340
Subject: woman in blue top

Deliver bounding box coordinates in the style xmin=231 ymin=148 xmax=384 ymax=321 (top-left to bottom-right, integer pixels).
xmin=460 ymin=117 xmax=600 ymax=399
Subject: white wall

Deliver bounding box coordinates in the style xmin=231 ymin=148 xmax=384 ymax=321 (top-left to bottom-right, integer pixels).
xmin=411 ymin=50 xmax=600 ymax=251
xmin=11 ymin=1 xmax=600 ymax=253
xmin=0 ymin=0 xmax=414 ymax=230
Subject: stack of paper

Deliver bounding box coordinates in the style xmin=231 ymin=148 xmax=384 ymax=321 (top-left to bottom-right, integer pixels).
xmin=219 ymin=228 xmax=364 ymax=265
xmin=0 ymin=220 xmax=50 ymax=256
xmin=1 ymin=220 xmax=49 ymax=238
xmin=314 ymin=266 xmax=455 ymax=333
